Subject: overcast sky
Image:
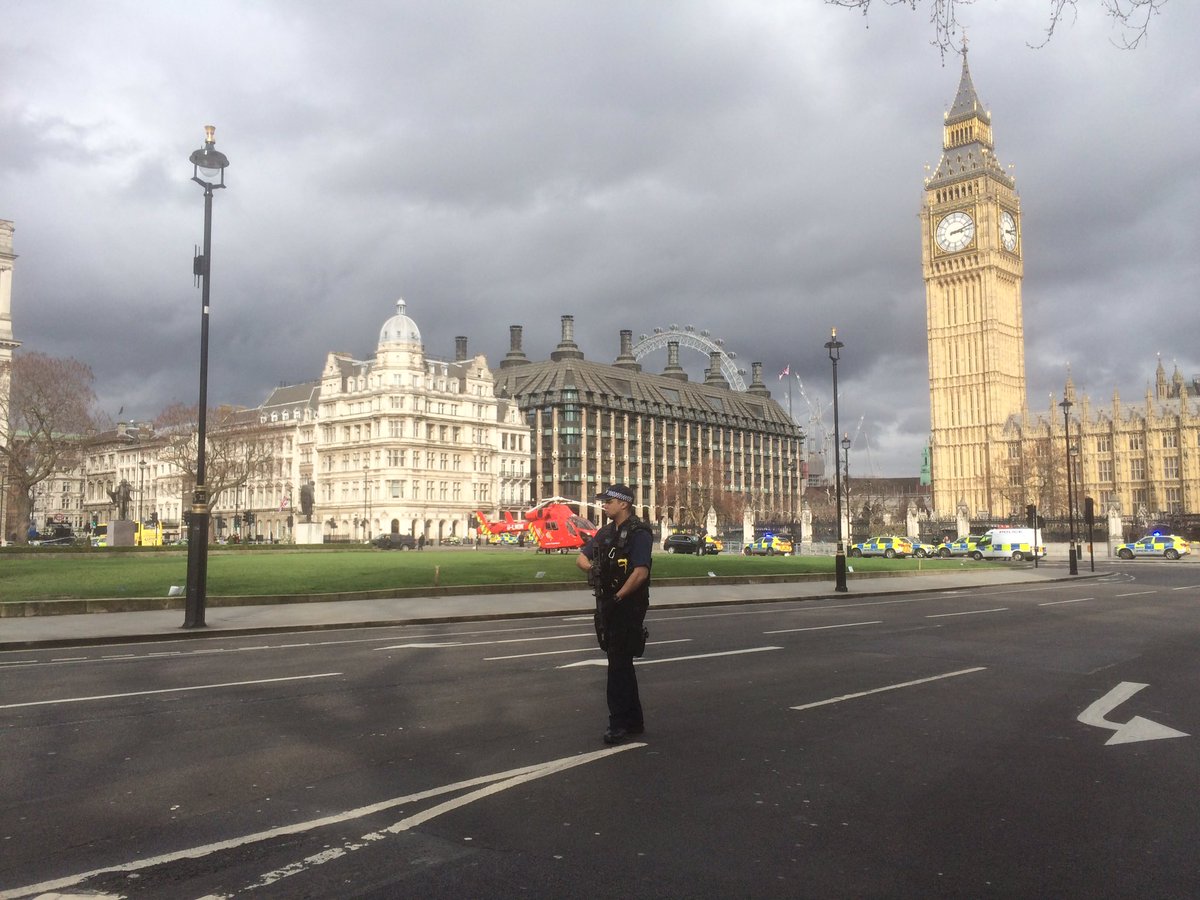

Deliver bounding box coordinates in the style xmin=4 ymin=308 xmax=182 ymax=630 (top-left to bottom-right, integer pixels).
xmin=4 ymin=1 xmax=1198 ymax=476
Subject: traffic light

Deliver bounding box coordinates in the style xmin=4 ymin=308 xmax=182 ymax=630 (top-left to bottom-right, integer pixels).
xmin=1084 ymin=496 xmax=1095 ymax=527
xmin=1025 ymin=504 xmax=1037 ymax=529
xmin=244 ymin=511 xmax=254 ymax=527
xmin=182 ymin=510 xmax=193 ymax=527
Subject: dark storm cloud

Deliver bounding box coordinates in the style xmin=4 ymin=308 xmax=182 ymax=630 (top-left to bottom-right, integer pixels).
xmin=2 ymin=1 xmax=1197 ymax=476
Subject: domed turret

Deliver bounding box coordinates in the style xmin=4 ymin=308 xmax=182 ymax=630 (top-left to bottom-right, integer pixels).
xmin=378 ymin=297 xmax=422 ymax=347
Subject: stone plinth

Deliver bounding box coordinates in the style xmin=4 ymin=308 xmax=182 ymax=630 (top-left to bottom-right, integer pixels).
xmin=109 ymin=520 xmax=135 ymax=547
xmin=294 ymin=522 xmax=324 ymax=545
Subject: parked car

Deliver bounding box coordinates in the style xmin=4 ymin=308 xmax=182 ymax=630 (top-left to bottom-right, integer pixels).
xmin=850 ymin=536 xmax=914 ymax=558
xmin=372 ymin=533 xmax=418 ymax=550
xmin=1116 ymin=534 xmax=1191 ymax=560
xmin=936 ymin=535 xmax=985 ymax=558
xmin=743 ymin=534 xmax=793 ymax=556
xmin=910 ymin=539 xmax=935 ymax=558
xmin=663 ymin=533 xmax=698 ymax=554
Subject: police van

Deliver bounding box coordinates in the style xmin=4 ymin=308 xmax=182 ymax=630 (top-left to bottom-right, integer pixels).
xmin=971 ymin=528 xmax=1044 ymax=561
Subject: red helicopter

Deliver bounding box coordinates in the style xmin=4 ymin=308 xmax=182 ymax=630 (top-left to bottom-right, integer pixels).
xmin=474 ymin=498 xmax=598 ymax=552
xmin=472 ymin=509 xmax=528 ymax=539
xmin=523 ymin=497 xmax=599 ymax=553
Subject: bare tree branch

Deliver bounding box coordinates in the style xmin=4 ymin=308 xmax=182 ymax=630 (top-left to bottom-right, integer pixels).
xmin=827 ymin=0 xmax=1168 ymax=58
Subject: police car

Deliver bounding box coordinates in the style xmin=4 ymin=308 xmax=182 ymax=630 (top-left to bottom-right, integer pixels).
xmin=1116 ymin=533 xmax=1191 ymax=561
xmin=849 ymin=536 xmax=914 ymax=558
xmin=909 ymin=539 xmax=936 ymax=559
xmin=743 ymin=534 xmax=793 ymax=556
xmin=936 ymin=535 xmax=984 ymax=558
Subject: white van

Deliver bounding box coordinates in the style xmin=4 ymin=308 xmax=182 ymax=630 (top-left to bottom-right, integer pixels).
xmin=972 ymin=528 xmax=1044 ymax=561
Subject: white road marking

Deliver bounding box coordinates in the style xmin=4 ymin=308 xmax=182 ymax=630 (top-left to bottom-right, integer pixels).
xmin=376 ymin=633 xmax=592 ymax=651
xmin=0 ymin=745 xmax=643 ymax=900
xmin=924 ymin=608 xmax=1008 ymax=618
xmin=1116 ymin=591 xmax=1157 ymax=597
xmin=791 ymin=667 xmax=987 ymax=711
xmin=558 ymin=646 xmax=782 ymax=668
xmin=486 ymin=639 xmax=691 ymax=661
xmin=0 ymin=673 xmax=343 ymax=710
xmin=655 ymin=596 xmax=931 ymax=623
xmin=764 ymin=620 xmax=882 ymax=635
xmin=1170 ymin=585 xmax=1199 ymax=591
xmin=1039 ymin=597 xmax=1092 ymax=606
xmin=1077 ymin=682 xmax=1189 ymax=745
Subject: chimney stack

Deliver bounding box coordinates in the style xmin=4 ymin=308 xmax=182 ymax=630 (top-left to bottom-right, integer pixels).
xmin=500 ymin=324 xmax=531 ymax=368
xmin=663 ymin=341 xmax=688 ymax=381
xmin=454 ymin=336 xmax=468 ymax=361
xmin=704 ymin=351 xmax=729 ymax=388
xmin=614 ymin=328 xmax=641 ymax=371
xmin=746 ymin=361 xmax=771 ymax=397
xmin=550 ymin=314 xmax=585 ymax=361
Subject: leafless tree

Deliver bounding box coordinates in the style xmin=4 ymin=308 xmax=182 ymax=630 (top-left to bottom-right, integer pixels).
xmin=1 ymin=352 xmax=99 ymax=542
xmin=827 ymin=0 xmax=1168 ymax=57
xmin=154 ymin=402 xmax=276 ymax=521
xmin=657 ymin=460 xmax=747 ymax=529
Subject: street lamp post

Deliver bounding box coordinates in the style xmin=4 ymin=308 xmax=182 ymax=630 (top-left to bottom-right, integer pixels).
xmin=1059 ymin=395 xmax=1079 ymax=575
xmin=841 ymin=433 xmax=852 ymax=545
xmin=363 ymin=465 xmax=370 ymax=541
xmin=826 ymin=328 xmax=848 ymax=592
xmin=138 ymin=459 xmax=147 ymax=525
xmin=183 ymin=125 xmax=230 ymax=628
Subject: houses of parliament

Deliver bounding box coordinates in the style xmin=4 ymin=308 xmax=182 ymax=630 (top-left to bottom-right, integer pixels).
xmin=923 ymin=50 xmax=1198 ymax=526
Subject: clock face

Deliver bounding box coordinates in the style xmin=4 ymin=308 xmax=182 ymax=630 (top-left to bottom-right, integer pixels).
xmin=935 ymin=211 xmax=975 ymax=253
xmin=1000 ymin=210 xmax=1018 ymax=252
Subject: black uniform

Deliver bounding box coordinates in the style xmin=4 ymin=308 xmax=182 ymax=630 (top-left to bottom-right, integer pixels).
xmin=583 ymin=516 xmax=654 ymax=732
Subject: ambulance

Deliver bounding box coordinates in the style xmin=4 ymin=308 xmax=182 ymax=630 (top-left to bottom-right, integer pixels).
xmin=971 ymin=528 xmax=1044 ymax=561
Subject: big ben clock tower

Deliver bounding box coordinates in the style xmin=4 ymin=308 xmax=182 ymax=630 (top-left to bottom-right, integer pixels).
xmin=922 ymin=49 xmax=1026 ymax=518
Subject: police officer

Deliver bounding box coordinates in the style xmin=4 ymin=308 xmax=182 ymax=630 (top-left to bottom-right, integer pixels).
xmin=577 ymin=483 xmax=654 ymax=745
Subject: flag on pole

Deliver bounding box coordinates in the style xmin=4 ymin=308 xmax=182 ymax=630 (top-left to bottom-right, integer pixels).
xmin=778 ymin=365 xmax=790 ymax=380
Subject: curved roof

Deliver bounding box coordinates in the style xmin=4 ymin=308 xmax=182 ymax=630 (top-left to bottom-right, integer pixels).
xmin=378 ymin=297 xmax=422 ymax=346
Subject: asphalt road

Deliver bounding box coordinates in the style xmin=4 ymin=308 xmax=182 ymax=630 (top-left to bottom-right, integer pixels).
xmin=2 ymin=563 xmax=1197 ymax=899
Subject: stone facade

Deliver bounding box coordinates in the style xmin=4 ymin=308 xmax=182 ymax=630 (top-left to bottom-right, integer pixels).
xmin=999 ymin=365 xmax=1200 ymax=524
xmin=922 ymin=51 xmax=1026 ymax=518
xmin=62 ymin=299 xmax=531 ymax=543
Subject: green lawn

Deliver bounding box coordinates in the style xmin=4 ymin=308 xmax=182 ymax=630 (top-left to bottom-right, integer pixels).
xmin=0 ymin=547 xmax=966 ymax=603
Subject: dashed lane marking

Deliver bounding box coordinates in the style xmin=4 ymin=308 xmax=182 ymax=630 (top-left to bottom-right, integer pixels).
xmin=764 ymin=620 xmax=882 ymax=635
xmin=791 ymin=667 xmax=988 ymax=711
xmin=558 ymin=646 xmax=782 ymax=668
xmin=924 ymin=608 xmax=1008 ymax=618
xmin=486 ymin=639 xmax=691 ymax=661
xmin=0 ymin=673 xmax=342 ymax=710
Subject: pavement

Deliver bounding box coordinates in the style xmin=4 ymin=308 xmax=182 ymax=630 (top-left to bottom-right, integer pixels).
xmin=0 ymin=564 xmax=1096 ymax=651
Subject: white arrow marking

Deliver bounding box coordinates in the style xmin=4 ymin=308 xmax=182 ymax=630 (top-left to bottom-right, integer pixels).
xmin=1077 ymin=682 xmax=1189 ymax=746
xmin=558 ymin=646 xmax=782 ymax=668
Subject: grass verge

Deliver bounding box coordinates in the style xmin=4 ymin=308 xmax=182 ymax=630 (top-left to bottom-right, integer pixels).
xmin=0 ymin=547 xmax=969 ymax=603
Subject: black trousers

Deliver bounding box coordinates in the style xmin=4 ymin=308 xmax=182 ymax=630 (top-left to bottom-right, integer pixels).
xmin=607 ymin=651 xmax=643 ymax=730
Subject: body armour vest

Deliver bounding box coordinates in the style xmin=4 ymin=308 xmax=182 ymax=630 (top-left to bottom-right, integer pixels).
xmin=593 ymin=515 xmax=654 ymax=604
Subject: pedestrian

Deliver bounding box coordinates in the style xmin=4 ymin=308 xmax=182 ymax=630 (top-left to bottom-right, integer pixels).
xmin=418 ymin=533 xmax=425 ymax=550
xmin=577 ymin=483 xmax=654 ymax=745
